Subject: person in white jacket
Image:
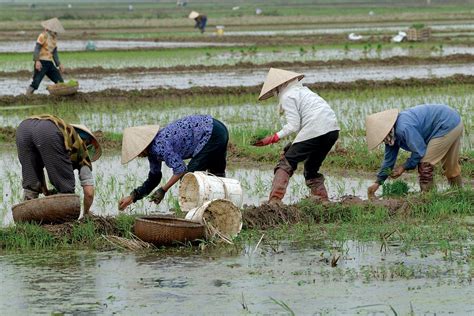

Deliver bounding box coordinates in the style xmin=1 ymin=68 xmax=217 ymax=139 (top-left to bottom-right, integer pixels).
xmin=253 ymin=68 xmax=340 ymax=203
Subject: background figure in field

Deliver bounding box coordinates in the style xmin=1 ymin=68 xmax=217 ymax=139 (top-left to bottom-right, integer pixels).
xmin=16 ymin=115 xmax=102 ymax=214
xmin=189 ymin=11 xmax=207 ymax=33
xmin=366 ymin=104 xmax=464 ymax=199
xmin=26 ymin=17 xmax=66 ymax=95
xmin=252 ymin=68 xmax=340 ymax=203
xmin=118 ymin=115 xmax=229 ymax=211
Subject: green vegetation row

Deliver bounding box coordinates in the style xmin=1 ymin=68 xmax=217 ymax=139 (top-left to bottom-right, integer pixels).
xmin=0 ymin=42 xmax=469 ymax=73
xmin=1 ymin=1 xmax=473 ymax=22
xmin=3 ymin=53 xmax=473 ymax=77
xmin=1 ymin=188 xmax=472 ymax=254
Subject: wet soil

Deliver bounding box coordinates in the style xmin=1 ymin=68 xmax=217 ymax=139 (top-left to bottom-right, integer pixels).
xmin=42 ymin=215 xmax=122 ymax=239
xmin=1 ymin=74 xmax=472 ymax=107
xmin=2 ymin=54 xmax=474 ymax=77
xmin=242 ymin=196 xmax=407 ymax=230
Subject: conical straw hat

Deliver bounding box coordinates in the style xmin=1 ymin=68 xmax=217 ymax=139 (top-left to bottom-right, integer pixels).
xmin=258 ymin=68 xmax=304 ymax=101
xmin=121 ymin=125 xmax=160 ymax=164
xmin=71 ymin=124 xmax=102 ymax=162
xmin=365 ymin=109 xmax=399 ymax=150
xmin=41 ymin=18 xmax=65 ymax=33
xmin=188 ymin=11 xmax=199 ymax=19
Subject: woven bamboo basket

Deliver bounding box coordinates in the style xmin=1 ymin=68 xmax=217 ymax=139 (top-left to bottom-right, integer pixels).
xmin=134 ymin=215 xmax=205 ymax=246
xmin=47 ymin=83 xmax=79 ymax=96
xmin=12 ymin=194 xmax=81 ymax=224
xmin=407 ymin=28 xmax=431 ymax=41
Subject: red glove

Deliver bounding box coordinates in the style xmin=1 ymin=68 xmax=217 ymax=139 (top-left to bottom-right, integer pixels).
xmin=253 ymin=133 xmax=280 ymax=147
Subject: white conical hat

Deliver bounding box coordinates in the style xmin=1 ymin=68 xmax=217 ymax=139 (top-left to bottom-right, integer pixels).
xmin=41 ymin=17 xmax=65 ymax=33
xmin=71 ymin=124 xmax=102 ymax=162
xmin=121 ymin=125 xmax=160 ymax=164
xmin=365 ymin=109 xmax=399 ymax=150
xmin=188 ymin=11 xmax=199 ymax=19
xmin=258 ymin=68 xmax=304 ymax=101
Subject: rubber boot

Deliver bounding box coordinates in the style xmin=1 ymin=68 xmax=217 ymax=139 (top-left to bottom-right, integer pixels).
xmin=418 ymin=162 xmax=435 ymax=192
xmin=25 ymin=86 xmax=34 ymax=96
xmin=447 ymin=175 xmax=462 ymax=188
xmin=306 ymin=175 xmax=329 ymax=202
xmin=268 ymin=168 xmax=291 ymax=203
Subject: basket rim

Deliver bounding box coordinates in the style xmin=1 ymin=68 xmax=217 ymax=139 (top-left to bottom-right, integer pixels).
xmin=135 ymin=216 xmax=204 ymax=228
xmin=12 ymin=193 xmax=79 ymax=210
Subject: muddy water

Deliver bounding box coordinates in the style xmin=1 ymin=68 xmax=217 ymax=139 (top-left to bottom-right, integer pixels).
xmin=0 ymin=40 xmax=241 ymax=53
xmin=2 ymin=150 xmax=404 ymax=227
xmin=0 ymin=240 xmax=472 ymax=314
xmin=2 ymin=63 xmax=473 ymax=96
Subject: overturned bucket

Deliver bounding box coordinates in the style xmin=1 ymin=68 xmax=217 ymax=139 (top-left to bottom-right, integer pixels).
xmin=185 ymin=199 xmax=242 ymax=239
xmin=179 ymin=171 xmax=243 ymax=212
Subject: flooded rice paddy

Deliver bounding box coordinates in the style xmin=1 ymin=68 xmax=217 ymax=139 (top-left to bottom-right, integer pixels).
xmin=0 ymin=241 xmax=472 ymax=314
xmin=2 ymin=63 xmax=474 ymax=96
xmin=0 ymin=40 xmax=241 ymax=53
xmin=2 ymin=44 xmax=474 ymax=73
xmin=0 ymin=86 xmax=472 ymax=151
xmin=1 ymin=150 xmax=396 ymax=227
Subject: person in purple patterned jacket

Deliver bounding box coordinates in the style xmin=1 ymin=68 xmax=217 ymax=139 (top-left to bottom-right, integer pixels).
xmin=118 ymin=115 xmax=229 ymax=210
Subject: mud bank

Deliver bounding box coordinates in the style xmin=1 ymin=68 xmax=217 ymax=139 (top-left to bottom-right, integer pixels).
xmin=1 ymin=75 xmax=473 ymax=107
xmin=242 ymin=196 xmax=406 ymax=230
xmin=2 ymin=54 xmax=473 ymax=77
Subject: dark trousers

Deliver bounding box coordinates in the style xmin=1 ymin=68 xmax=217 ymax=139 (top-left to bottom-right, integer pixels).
xmin=16 ymin=119 xmax=75 ymax=193
xmin=284 ymin=130 xmax=339 ymax=180
xmin=30 ymin=60 xmax=64 ymax=90
xmin=187 ymin=119 xmax=228 ymax=176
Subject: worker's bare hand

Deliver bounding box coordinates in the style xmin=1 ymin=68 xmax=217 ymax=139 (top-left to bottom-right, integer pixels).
xmin=118 ymin=195 xmax=133 ymax=211
xmin=59 ymin=64 xmax=64 ymax=73
xmin=390 ymin=165 xmax=405 ymax=179
xmin=35 ymin=61 xmax=42 ymax=71
xmin=367 ymin=183 xmax=380 ymax=200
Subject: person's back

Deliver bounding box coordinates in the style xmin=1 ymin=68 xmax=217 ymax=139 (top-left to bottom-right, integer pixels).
xmin=280 ymin=83 xmax=339 ymax=143
xmin=397 ymin=104 xmax=461 ymax=143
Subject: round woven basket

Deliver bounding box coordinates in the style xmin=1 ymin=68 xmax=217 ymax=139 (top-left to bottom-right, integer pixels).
xmin=134 ymin=215 xmax=205 ymax=246
xmin=47 ymin=83 xmax=79 ymax=96
xmin=12 ymin=194 xmax=81 ymax=224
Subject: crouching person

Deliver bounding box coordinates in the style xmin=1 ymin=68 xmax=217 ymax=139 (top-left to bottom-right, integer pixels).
xmin=118 ymin=115 xmax=229 ymax=210
xmin=252 ymin=68 xmax=340 ymax=203
xmin=366 ymin=104 xmax=464 ymax=198
xmin=16 ymin=115 xmax=102 ymax=214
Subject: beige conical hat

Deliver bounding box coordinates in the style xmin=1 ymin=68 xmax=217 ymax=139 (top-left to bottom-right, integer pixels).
xmin=71 ymin=124 xmax=102 ymax=162
xmin=41 ymin=18 xmax=65 ymax=33
xmin=188 ymin=11 xmax=199 ymax=19
xmin=121 ymin=125 xmax=160 ymax=164
xmin=365 ymin=109 xmax=399 ymax=150
xmin=258 ymin=68 xmax=304 ymax=101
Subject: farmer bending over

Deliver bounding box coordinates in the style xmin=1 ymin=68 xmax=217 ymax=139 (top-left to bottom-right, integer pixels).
xmin=118 ymin=115 xmax=229 ymax=210
xmin=16 ymin=115 xmax=102 ymax=214
xmin=366 ymin=104 xmax=464 ymax=199
xmin=26 ymin=17 xmax=65 ymax=95
xmin=252 ymin=68 xmax=340 ymax=203
xmin=188 ymin=11 xmax=207 ymax=33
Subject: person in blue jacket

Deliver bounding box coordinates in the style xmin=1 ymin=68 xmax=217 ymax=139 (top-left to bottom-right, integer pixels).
xmin=365 ymin=104 xmax=464 ymax=198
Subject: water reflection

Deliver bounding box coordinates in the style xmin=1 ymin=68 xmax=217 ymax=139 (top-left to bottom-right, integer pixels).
xmin=0 ymin=240 xmax=472 ymax=314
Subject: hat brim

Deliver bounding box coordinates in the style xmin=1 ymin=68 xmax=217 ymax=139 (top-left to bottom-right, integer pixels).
xmin=71 ymin=124 xmax=102 ymax=162
xmin=365 ymin=109 xmax=399 ymax=150
xmin=258 ymin=74 xmax=304 ymax=101
xmin=121 ymin=125 xmax=160 ymax=165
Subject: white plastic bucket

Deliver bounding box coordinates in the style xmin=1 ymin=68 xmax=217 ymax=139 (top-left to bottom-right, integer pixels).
xmin=185 ymin=199 xmax=242 ymax=237
xmin=179 ymin=171 xmax=243 ymax=212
